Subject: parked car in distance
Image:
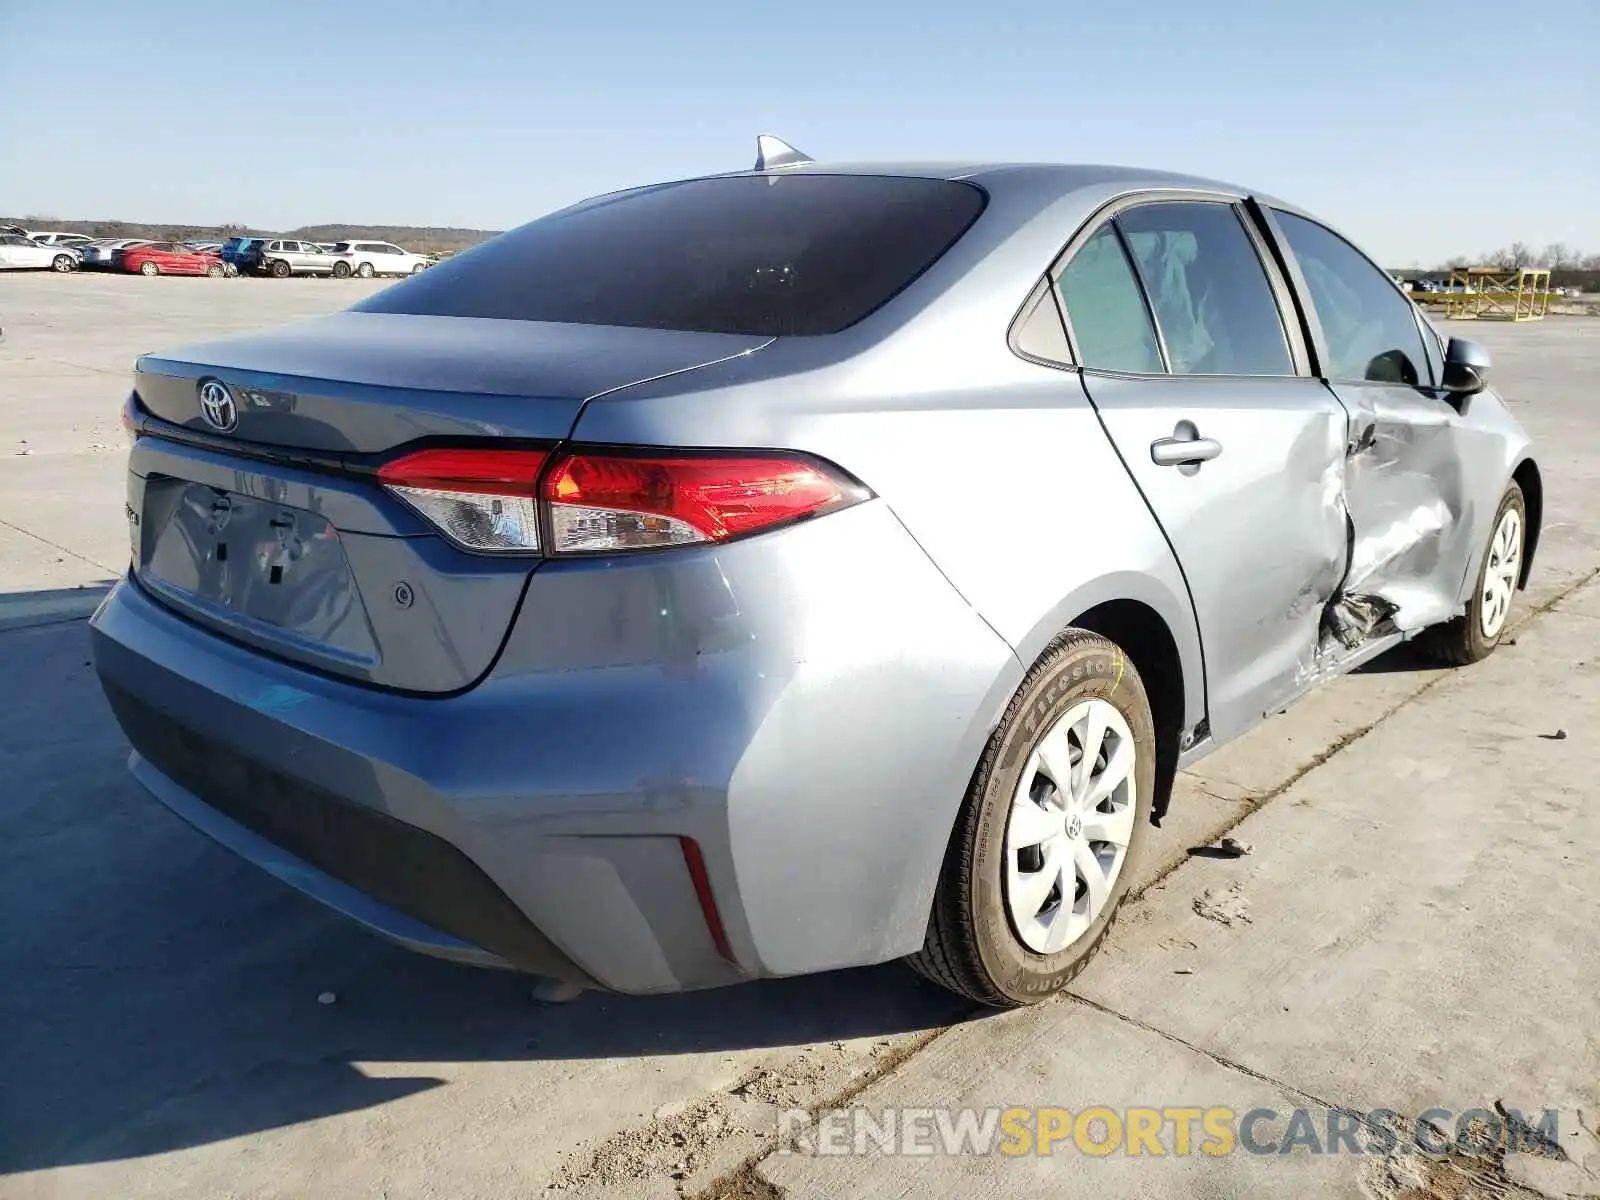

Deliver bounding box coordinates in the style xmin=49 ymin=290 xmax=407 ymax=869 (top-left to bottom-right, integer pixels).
xmin=93 ymin=149 xmax=1542 ymax=1008
xmin=219 ymin=236 xmax=270 ymax=273
xmin=120 ymin=242 xmax=225 ymax=277
xmin=0 ymin=233 xmax=80 ymax=271
xmin=252 ymin=238 xmax=338 ymax=277
xmin=27 ymin=231 xmax=95 ymax=248
xmin=79 ymin=239 xmax=152 ymax=270
xmin=328 ymin=240 xmax=429 ymax=277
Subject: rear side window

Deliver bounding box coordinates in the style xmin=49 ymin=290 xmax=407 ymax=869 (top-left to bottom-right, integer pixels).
xmin=1273 ymin=210 xmax=1430 ymax=386
xmin=1116 ymin=202 xmax=1294 ymax=376
xmin=357 ymin=174 xmax=987 ymax=336
xmin=1056 ymin=226 xmax=1164 ymax=373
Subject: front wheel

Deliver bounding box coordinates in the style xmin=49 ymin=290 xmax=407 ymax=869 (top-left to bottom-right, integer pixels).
xmin=53 ymin=254 xmax=76 ymax=272
xmin=331 ymin=260 xmax=351 ymax=278
xmin=355 ymin=262 xmax=374 ymax=279
xmin=411 ymin=263 xmax=426 ymax=275
xmin=139 ymin=261 xmax=160 ymax=276
xmin=1420 ymin=483 xmax=1526 ymax=665
xmin=908 ymin=629 xmax=1155 ymax=1007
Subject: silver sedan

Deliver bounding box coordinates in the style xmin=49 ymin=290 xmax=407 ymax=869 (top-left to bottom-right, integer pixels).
xmin=93 ymin=142 xmax=1538 ymax=1006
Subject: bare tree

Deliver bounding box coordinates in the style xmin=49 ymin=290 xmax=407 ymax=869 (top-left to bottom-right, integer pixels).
xmin=1544 ymin=242 xmax=1572 ymax=271
xmin=1443 ymin=255 xmax=1470 ymax=270
xmin=1583 ymin=252 xmax=1600 ymax=272
xmin=1506 ymin=241 xmax=1535 ymax=268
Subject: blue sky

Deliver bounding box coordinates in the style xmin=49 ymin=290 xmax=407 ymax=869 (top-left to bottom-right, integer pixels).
xmin=2 ymin=0 xmax=1594 ymax=265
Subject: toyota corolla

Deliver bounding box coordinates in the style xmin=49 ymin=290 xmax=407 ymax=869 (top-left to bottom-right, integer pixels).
xmin=92 ymin=139 xmax=1540 ymax=1006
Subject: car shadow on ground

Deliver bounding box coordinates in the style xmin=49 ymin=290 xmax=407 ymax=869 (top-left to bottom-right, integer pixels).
xmin=1352 ymin=638 xmax=1452 ymax=675
xmin=1 ymin=616 xmax=973 ymax=1175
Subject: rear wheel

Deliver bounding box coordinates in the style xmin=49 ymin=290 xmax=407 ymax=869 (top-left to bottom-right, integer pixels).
xmin=206 ymin=263 xmax=225 ymax=278
xmin=52 ymin=254 xmax=76 ymax=272
xmin=139 ymin=261 xmax=160 ymax=276
xmin=356 ymin=262 xmax=375 ymax=279
xmin=1420 ymin=483 xmax=1526 ymax=665
xmin=331 ymin=260 xmax=351 ymax=278
xmin=908 ymin=629 xmax=1155 ymax=1007
xmin=270 ymin=259 xmax=291 ymax=278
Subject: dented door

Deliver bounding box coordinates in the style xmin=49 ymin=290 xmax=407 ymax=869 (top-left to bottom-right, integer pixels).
xmin=1268 ymin=209 xmax=1473 ymax=644
xmin=1082 ymin=373 xmax=1350 ymax=742
xmin=1055 ymin=201 xmax=1354 ymax=745
xmin=1324 ymin=383 xmax=1473 ymax=638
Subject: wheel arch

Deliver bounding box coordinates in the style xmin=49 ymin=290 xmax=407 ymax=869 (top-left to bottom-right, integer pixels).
xmin=1511 ymin=457 xmax=1542 ymax=589
xmin=1010 ymin=571 xmax=1205 ymax=783
xmin=1068 ymin=598 xmax=1186 ymax=823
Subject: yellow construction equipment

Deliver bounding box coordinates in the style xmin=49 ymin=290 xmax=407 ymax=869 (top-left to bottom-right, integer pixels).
xmin=1438 ymin=267 xmax=1552 ymax=321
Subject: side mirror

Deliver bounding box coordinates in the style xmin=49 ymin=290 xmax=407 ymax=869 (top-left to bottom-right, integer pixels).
xmin=1441 ymin=337 xmax=1491 ymax=396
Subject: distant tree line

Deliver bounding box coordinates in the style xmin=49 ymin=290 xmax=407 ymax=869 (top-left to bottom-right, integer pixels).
xmin=1 ymin=216 xmax=500 ymax=256
xmin=1400 ymin=242 xmax=1599 ymax=290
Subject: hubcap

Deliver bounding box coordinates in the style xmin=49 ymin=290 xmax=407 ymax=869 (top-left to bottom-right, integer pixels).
xmin=1479 ymin=507 xmax=1522 ymax=639
xmin=1004 ymin=697 xmax=1137 ymax=954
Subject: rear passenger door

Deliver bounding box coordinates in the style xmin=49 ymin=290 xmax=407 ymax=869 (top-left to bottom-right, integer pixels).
xmin=1266 ymin=210 xmax=1474 ymax=632
xmin=1057 ymin=198 xmax=1351 ymax=743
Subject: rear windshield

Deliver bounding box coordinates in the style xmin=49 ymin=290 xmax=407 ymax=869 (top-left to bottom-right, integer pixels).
xmin=331 ymin=242 xmax=351 ymax=252
xmin=355 ymin=174 xmax=987 ymax=336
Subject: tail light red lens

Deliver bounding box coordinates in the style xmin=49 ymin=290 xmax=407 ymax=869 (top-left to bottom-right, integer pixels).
xmin=378 ymin=448 xmax=548 ymax=553
xmin=376 ymin=445 xmax=864 ymax=556
xmin=542 ymin=452 xmax=861 ymax=554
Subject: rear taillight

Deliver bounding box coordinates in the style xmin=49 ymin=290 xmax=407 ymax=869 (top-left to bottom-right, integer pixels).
xmin=542 ymin=451 xmax=861 ymax=554
xmin=376 ymin=446 xmax=864 ymax=556
xmin=378 ymin=447 xmax=548 ymax=553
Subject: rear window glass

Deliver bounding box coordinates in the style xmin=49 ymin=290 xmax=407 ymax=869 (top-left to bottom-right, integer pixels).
xmin=356 ymin=174 xmax=987 ymax=336
xmin=331 ymin=242 xmax=350 ymax=252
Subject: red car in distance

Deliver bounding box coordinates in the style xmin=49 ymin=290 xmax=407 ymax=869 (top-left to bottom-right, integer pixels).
xmin=120 ymin=242 xmax=225 ymax=277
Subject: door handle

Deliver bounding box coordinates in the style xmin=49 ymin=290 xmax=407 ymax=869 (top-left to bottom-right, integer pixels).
xmin=1150 ymin=421 xmax=1223 ymax=468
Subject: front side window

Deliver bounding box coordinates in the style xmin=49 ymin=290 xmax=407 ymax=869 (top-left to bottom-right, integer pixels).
xmin=1273 ymin=210 xmax=1429 ymax=386
xmin=1056 ymin=225 xmax=1164 ymax=373
xmin=358 ymin=174 xmax=987 ymax=336
xmin=1116 ymin=202 xmax=1294 ymax=376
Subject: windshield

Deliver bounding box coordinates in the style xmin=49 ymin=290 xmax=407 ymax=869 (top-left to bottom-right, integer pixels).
xmin=356 ymin=174 xmax=987 ymax=336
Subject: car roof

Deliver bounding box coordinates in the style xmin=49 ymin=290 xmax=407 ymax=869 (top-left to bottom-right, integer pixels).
xmin=726 ymin=160 xmax=1291 ymax=207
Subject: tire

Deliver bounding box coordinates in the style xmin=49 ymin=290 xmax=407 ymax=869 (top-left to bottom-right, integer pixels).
xmin=411 ymin=262 xmax=426 ymax=275
xmin=356 ymin=262 xmax=374 ymax=279
xmin=206 ymin=263 xmax=225 ymax=278
xmin=139 ymin=261 xmax=160 ymax=276
xmin=907 ymin=629 xmax=1156 ymax=1007
xmin=1419 ymin=483 xmax=1526 ymax=665
xmin=52 ymin=254 xmax=76 ymax=272
xmin=270 ymin=259 xmax=291 ymax=278
xmin=331 ymin=260 xmax=351 ymax=278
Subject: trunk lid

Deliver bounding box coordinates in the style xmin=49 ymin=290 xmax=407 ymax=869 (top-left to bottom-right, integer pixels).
xmin=129 ymin=312 xmax=769 ymax=692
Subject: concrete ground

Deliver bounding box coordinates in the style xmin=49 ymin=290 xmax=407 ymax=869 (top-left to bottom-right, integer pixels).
xmin=1 ymin=275 xmax=1596 ymax=1198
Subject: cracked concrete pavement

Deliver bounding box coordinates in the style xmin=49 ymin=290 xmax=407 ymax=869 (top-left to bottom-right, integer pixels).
xmin=1 ymin=278 xmax=1595 ymax=1198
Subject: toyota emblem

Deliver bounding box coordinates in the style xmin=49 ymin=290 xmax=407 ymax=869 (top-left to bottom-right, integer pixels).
xmin=197 ymin=379 xmax=238 ymax=432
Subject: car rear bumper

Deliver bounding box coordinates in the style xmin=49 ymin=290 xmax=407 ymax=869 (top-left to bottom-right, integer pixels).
xmin=91 ymin=501 xmax=1019 ymax=993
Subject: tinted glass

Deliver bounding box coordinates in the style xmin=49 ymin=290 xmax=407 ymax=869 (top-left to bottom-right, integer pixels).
xmin=1057 ymin=225 xmax=1164 ymax=373
xmin=1116 ymin=202 xmax=1293 ymax=376
xmin=331 ymin=242 xmax=350 ymax=252
xmin=358 ymin=174 xmax=987 ymax=336
xmin=1274 ymin=210 xmax=1429 ymax=385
